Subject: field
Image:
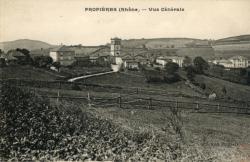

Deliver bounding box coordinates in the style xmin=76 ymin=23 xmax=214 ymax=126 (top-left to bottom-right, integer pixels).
xmin=82 ymin=71 xmax=198 ymax=96
xmin=0 ymin=65 xmax=63 ymax=80
xmin=1 ymin=67 xmax=250 ymax=161
xmin=195 ymin=74 xmax=250 ymax=102
xmin=0 ymin=65 xmax=111 ymax=81
xmin=48 ymin=97 xmax=250 ymax=161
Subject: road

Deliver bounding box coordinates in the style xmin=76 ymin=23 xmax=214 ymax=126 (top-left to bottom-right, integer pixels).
xmin=68 ymin=71 xmax=116 ymax=82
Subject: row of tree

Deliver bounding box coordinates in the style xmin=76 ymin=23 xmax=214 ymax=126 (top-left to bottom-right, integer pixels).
xmin=142 ymin=56 xmax=210 ymax=83
xmin=0 ymin=48 xmax=60 ymax=69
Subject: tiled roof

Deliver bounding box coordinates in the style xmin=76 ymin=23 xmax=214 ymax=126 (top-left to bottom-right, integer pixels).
xmin=50 ymin=46 xmax=73 ymax=52
xmin=157 ymin=56 xmax=184 ymax=60
xmin=229 ymin=55 xmax=248 ymax=60
xmin=6 ymin=50 xmax=25 ymax=58
xmin=217 ymin=59 xmax=233 ymax=64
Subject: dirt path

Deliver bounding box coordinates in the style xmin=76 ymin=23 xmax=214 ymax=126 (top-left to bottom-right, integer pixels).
xmin=68 ymin=71 xmax=116 ymax=82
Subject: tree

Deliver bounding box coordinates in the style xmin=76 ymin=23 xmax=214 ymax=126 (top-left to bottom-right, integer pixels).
xmin=193 ymin=56 xmax=209 ymax=74
xmin=182 ymin=56 xmax=192 ymax=67
xmin=16 ymin=48 xmax=33 ymax=65
xmin=185 ymin=65 xmax=196 ymax=81
xmin=0 ymin=58 xmax=6 ymax=67
xmin=33 ymin=56 xmax=53 ymax=68
xmin=239 ymin=68 xmax=247 ymax=76
xmin=52 ymin=62 xmax=61 ymax=71
xmin=165 ymin=62 xmax=179 ymax=74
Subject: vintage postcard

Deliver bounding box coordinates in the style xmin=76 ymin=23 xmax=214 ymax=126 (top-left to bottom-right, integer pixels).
xmin=0 ymin=0 xmax=250 ymax=161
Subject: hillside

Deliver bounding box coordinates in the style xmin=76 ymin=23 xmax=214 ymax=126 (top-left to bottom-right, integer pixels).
xmin=215 ymin=35 xmax=250 ymax=44
xmin=121 ymin=38 xmax=209 ymax=49
xmin=120 ymin=38 xmax=215 ymax=59
xmin=0 ymin=39 xmax=55 ymax=52
xmin=213 ymin=35 xmax=250 ymax=58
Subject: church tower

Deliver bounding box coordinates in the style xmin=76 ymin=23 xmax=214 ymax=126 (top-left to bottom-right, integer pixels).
xmin=110 ymin=37 xmax=121 ymax=56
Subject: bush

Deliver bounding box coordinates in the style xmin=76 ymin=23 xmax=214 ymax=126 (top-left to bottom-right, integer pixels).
xmin=164 ymin=74 xmax=181 ymax=83
xmin=33 ymin=56 xmax=53 ymax=68
xmin=165 ymin=62 xmax=179 ymax=74
xmin=16 ymin=48 xmax=33 ymax=65
xmin=193 ymin=57 xmax=209 ymax=74
xmin=0 ymin=58 xmax=6 ymax=67
xmin=185 ymin=65 xmax=196 ymax=81
xmin=142 ymin=68 xmax=165 ymax=83
xmin=0 ymin=85 xmax=176 ymax=161
xmin=71 ymin=83 xmax=81 ymax=90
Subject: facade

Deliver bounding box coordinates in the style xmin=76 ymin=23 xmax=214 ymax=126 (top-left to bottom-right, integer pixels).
xmin=50 ymin=46 xmax=75 ymax=66
xmin=74 ymin=56 xmax=90 ymax=66
xmin=124 ymin=60 xmax=140 ymax=70
xmin=110 ymin=37 xmax=121 ymax=56
xmin=212 ymin=59 xmax=234 ymax=68
xmin=156 ymin=57 xmax=171 ymax=67
xmin=170 ymin=56 xmax=185 ymax=67
xmin=229 ymin=56 xmax=249 ymax=68
xmin=156 ymin=56 xmax=185 ymax=67
xmin=213 ymin=56 xmax=249 ymax=68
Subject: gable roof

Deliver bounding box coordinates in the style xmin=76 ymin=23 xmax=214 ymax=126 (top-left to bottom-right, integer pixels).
xmin=89 ymin=46 xmax=110 ymax=57
xmin=1 ymin=53 xmax=17 ymax=60
xmin=229 ymin=55 xmax=248 ymax=60
xmin=216 ymin=59 xmax=233 ymax=64
xmin=50 ymin=45 xmax=109 ymax=57
xmin=7 ymin=50 xmax=25 ymax=57
xmin=50 ymin=46 xmax=73 ymax=52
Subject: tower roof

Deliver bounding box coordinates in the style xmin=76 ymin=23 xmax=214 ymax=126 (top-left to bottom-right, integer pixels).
xmin=111 ymin=37 xmax=121 ymax=40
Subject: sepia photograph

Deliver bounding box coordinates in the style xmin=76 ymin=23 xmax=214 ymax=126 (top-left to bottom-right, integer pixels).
xmin=0 ymin=0 xmax=250 ymax=161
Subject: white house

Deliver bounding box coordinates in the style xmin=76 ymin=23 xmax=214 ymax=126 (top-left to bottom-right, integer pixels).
xmin=212 ymin=59 xmax=234 ymax=68
xmin=50 ymin=46 xmax=75 ymax=66
xmin=229 ymin=55 xmax=249 ymax=68
xmin=124 ymin=60 xmax=140 ymax=70
xmin=213 ymin=55 xmax=249 ymax=68
xmin=156 ymin=56 xmax=185 ymax=67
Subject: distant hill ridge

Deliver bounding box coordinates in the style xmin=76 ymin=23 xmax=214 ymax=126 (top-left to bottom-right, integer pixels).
xmin=0 ymin=39 xmax=55 ymax=52
xmin=215 ymin=35 xmax=250 ymax=44
xmin=1 ymin=35 xmax=250 ymax=59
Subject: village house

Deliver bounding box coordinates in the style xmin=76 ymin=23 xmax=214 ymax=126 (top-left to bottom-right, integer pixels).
xmin=1 ymin=50 xmax=25 ymax=65
xmin=74 ymin=56 xmax=90 ymax=66
xmin=228 ymin=55 xmax=249 ymax=68
xmin=124 ymin=60 xmax=140 ymax=70
xmin=156 ymin=56 xmax=185 ymax=67
xmin=212 ymin=59 xmax=234 ymax=68
xmin=49 ymin=46 xmax=75 ymax=66
xmin=155 ymin=57 xmax=171 ymax=67
xmin=212 ymin=55 xmax=249 ymax=68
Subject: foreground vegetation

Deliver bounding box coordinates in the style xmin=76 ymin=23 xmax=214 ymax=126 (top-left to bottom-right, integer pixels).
xmin=0 ymin=85 xmax=184 ymax=161
xmin=0 ymin=85 xmax=248 ymax=161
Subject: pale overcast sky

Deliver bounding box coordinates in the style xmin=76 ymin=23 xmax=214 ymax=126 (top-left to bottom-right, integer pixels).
xmin=0 ymin=0 xmax=250 ymax=45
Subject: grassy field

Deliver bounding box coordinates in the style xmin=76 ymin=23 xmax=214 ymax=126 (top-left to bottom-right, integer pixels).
xmin=195 ymin=75 xmax=250 ymax=102
xmin=51 ymin=99 xmax=250 ymax=161
xmin=82 ymin=71 xmax=201 ymax=97
xmin=60 ymin=66 xmax=111 ymax=78
xmin=3 ymin=65 xmax=250 ymax=160
xmin=0 ymin=65 xmax=63 ymax=80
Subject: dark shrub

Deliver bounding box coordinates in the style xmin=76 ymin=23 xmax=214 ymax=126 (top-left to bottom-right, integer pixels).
xmin=165 ymin=62 xmax=179 ymax=74
xmin=193 ymin=56 xmax=209 ymax=74
xmin=164 ymin=74 xmax=181 ymax=83
xmin=71 ymin=83 xmax=81 ymax=90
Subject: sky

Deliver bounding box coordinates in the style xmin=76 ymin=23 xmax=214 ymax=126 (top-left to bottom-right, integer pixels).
xmin=0 ymin=0 xmax=250 ymax=45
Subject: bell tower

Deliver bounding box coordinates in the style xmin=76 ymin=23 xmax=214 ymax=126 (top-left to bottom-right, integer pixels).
xmin=110 ymin=37 xmax=121 ymax=56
